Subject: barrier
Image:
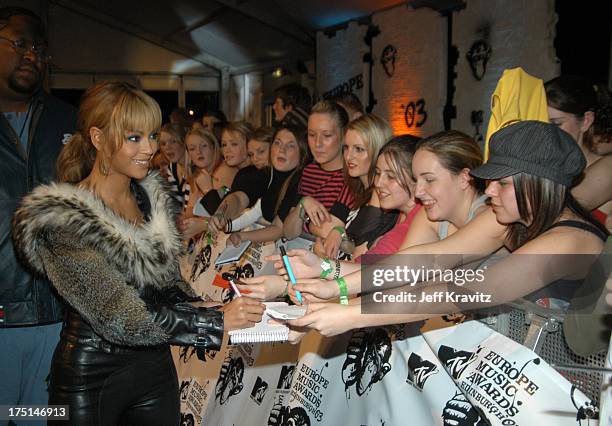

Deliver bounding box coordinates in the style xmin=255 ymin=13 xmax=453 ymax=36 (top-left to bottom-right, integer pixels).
xmin=174 ymin=231 xmax=599 ymax=425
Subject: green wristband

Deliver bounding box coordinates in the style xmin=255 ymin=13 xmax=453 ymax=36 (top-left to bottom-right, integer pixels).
xmin=332 ymin=226 xmax=347 ymax=240
xmin=320 ymin=258 xmax=333 ymax=279
xmin=336 ymin=277 xmax=349 ymax=305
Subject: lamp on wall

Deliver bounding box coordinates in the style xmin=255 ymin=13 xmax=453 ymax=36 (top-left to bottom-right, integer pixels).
xmin=272 ymin=67 xmax=285 ymax=78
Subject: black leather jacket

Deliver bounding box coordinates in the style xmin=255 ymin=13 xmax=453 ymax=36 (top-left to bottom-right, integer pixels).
xmin=0 ymin=92 xmax=76 ymax=327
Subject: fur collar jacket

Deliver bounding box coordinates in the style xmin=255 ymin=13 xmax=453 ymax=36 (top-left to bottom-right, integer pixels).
xmin=12 ymin=173 xmax=199 ymax=346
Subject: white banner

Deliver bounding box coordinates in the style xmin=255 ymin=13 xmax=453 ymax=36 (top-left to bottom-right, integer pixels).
xmin=422 ymin=320 xmax=596 ymax=425
xmin=175 ymin=234 xmax=599 ymax=425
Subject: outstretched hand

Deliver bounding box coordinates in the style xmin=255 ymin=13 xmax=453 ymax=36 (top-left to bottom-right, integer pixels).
xmin=287 ymin=279 xmax=336 ymax=305
xmin=267 ymin=249 xmax=323 ymax=280
xmin=287 ymin=303 xmax=356 ymax=337
xmin=238 ymin=275 xmax=288 ymax=301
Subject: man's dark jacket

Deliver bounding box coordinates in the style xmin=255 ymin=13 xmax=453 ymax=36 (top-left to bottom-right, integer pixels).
xmin=0 ymin=92 xmax=76 ymax=326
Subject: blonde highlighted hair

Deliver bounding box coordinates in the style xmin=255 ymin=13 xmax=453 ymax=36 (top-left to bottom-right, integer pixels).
xmin=310 ymin=100 xmax=349 ymax=134
xmin=57 ymin=81 xmax=161 ymax=182
xmin=344 ymin=114 xmax=393 ymax=208
xmin=222 ymin=121 xmax=255 ymax=144
xmin=185 ymin=128 xmax=220 ymax=176
xmin=160 ymin=122 xmax=189 ymax=171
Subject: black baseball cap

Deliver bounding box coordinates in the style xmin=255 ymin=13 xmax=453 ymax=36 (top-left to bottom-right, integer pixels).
xmin=470 ymin=120 xmax=586 ymax=186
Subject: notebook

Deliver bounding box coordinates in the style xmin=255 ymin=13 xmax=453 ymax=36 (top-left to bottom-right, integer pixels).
xmin=214 ymin=239 xmax=252 ymax=266
xmin=228 ymin=302 xmax=306 ymax=344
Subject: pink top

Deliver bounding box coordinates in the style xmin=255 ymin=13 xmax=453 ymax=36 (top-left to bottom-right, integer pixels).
xmin=355 ymin=204 xmax=422 ymax=261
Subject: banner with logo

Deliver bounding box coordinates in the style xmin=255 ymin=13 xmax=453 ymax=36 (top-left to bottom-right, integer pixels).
xmin=175 ymin=229 xmax=309 ymax=424
xmin=272 ymin=323 xmax=485 ymax=426
xmin=176 ymin=233 xmax=599 ymax=425
xmin=422 ymin=320 xmax=596 ymax=425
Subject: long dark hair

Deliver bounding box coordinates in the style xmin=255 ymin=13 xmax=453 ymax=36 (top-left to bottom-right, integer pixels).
xmin=545 ymin=75 xmax=612 ymax=149
xmin=505 ymin=173 xmax=609 ymax=250
xmin=273 ymin=125 xmax=310 ymax=217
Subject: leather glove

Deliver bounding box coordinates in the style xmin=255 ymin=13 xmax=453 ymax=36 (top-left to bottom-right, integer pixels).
xmin=150 ymin=303 xmax=224 ymax=351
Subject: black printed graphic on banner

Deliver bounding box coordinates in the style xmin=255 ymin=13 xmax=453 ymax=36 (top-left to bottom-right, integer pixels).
xmin=179 ymin=346 xmax=217 ymax=363
xmin=222 ymin=263 xmax=255 ymax=282
xmin=268 ymin=401 xmax=311 ymax=426
xmin=277 ymin=365 xmax=296 ymax=390
xmin=221 ymin=287 xmax=233 ymax=304
xmin=250 ymin=376 xmax=269 ymax=406
xmin=215 ymin=356 xmax=245 ymax=405
xmin=406 ymin=353 xmax=438 ymax=391
xmin=342 ymin=328 xmax=392 ymax=397
xmin=442 ymin=392 xmax=489 ymax=426
xmin=438 ymin=345 xmax=481 ymax=380
xmin=180 ymin=413 xmax=195 ymax=426
xmin=180 ymin=380 xmax=190 ymax=400
xmin=190 ymin=244 xmax=212 ymax=281
xmin=179 ymin=346 xmax=197 ymax=364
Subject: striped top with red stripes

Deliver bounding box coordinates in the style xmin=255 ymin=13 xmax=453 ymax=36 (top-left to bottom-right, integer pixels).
xmin=297 ymin=162 xmax=353 ymax=222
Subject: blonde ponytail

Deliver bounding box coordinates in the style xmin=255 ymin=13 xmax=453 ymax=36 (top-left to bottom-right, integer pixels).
xmin=57 ymin=131 xmax=97 ymax=183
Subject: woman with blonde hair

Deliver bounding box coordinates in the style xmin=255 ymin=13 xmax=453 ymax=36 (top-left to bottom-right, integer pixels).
xmin=180 ymin=121 xmax=254 ymax=238
xmin=329 ymin=113 xmax=396 ymax=259
xmin=183 ymin=127 xmax=220 ymax=216
xmin=279 ymin=122 xmax=607 ymax=339
xmin=12 ymin=81 xmax=264 ymax=425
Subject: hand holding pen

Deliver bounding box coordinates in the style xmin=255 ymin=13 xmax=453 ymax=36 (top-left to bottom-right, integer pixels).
xmin=279 ymin=246 xmax=303 ymax=304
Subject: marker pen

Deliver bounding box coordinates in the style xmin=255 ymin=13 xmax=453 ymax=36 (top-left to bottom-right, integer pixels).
xmin=279 ymin=246 xmax=303 ymax=304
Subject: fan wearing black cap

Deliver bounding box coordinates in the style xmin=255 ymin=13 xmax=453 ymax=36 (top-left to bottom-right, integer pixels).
xmin=277 ymin=121 xmax=609 ymax=338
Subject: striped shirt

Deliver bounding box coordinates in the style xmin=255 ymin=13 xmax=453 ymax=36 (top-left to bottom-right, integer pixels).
xmin=166 ymin=162 xmax=187 ymax=203
xmin=297 ymin=163 xmax=353 ymax=222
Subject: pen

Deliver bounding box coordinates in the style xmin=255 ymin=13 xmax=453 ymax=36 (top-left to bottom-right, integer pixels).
xmin=279 ymin=246 xmax=302 ymax=304
xmin=229 ymin=279 xmax=242 ymax=297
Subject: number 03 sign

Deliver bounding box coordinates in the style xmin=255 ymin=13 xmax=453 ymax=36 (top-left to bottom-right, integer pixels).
xmin=402 ymin=98 xmax=427 ymax=128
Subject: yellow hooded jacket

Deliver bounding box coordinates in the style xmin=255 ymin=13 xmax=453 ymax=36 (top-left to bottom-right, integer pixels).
xmin=484 ymin=67 xmax=549 ymax=161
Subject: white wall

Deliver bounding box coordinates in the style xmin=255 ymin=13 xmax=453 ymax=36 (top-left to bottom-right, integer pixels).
xmin=372 ymin=6 xmax=446 ymax=137
xmin=316 ymin=21 xmax=368 ymax=103
xmin=316 ymin=1 xmax=559 ymax=140
xmin=453 ymin=0 xmax=559 ymax=140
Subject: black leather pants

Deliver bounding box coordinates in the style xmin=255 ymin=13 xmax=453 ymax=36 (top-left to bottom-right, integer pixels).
xmin=48 ymin=311 xmax=180 ymax=426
